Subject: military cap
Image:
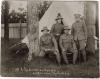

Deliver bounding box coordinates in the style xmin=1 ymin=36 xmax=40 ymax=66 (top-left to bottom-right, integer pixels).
xmin=74 ymin=14 xmax=81 ymax=18
xmin=41 ymin=27 xmax=49 ymax=32
xmin=55 ymin=13 xmax=63 ymax=20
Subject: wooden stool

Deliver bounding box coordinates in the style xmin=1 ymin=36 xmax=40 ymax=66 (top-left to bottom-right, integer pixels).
xmin=66 ymin=52 xmax=73 ymax=62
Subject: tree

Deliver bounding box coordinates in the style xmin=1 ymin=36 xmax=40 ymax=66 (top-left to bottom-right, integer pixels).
xmin=2 ymin=1 xmax=9 ymax=41
xmin=26 ymin=1 xmax=52 ymax=57
xmin=85 ymin=2 xmax=97 ymax=53
xmin=38 ymin=1 xmax=52 ymax=20
xmin=27 ymin=1 xmax=40 ymax=57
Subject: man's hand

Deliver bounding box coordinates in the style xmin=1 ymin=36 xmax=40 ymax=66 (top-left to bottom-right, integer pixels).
xmin=44 ymin=49 xmax=49 ymax=52
xmin=16 ymin=50 xmax=20 ymax=54
xmin=55 ymin=49 xmax=59 ymax=53
xmin=56 ymin=34 xmax=60 ymax=36
xmin=62 ymin=49 xmax=66 ymax=52
xmin=85 ymin=39 xmax=87 ymax=42
xmin=84 ymin=39 xmax=87 ymax=47
xmin=85 ymin=37 xmax=87 ymax=42
xmin=28 ymin=54 xmax=32 ymax=61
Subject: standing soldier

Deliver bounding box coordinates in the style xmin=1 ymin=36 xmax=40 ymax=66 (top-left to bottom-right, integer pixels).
xmin=71 ymin=14 xmax=87 ymax=62
xmin=51 ymin=13 xmax=64 ymax=43
xmin=39 ymin=27 xmax=61 ymax=65
xmin=59 ymin=26 xmax=78 ymax=64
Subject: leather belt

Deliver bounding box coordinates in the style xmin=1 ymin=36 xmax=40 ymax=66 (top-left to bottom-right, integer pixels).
xmin=55 ymin=34 xmax=60 ymax=36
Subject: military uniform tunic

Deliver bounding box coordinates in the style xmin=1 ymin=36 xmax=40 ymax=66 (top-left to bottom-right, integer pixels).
xmin=71 ymin=20 xmax=87 ymax=41
xmin=59 ymin=34 xmax=77 ymax=52
xmin=40 ymin=33 xmax=58 ymax=49
xmin=51 ymin=23 xmax=64 ymax=35
xmin=39 ymin=33 xmax=58 ymax=56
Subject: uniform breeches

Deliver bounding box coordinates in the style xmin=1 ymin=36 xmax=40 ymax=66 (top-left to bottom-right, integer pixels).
xmin=39 ymin=48 xmax=59 ymax=57
xmin=61 ymin=47 xmax=78 ymax=64
xmin=54 ymin=35 xmax=61 ymax=52
xmin=75 ymin=40 xmax=86 ymax=61
xmin=75 ymin=40 xmax=86 ymax=50
xmin=39 ymin=48 xmax=61 ymax=64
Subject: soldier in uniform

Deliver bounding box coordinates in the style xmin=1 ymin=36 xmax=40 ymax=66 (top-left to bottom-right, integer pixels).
xmin=59 ymin=26 xmax=78 ymax=64
xmin=51 ymin=13 xmax=64 ymax=43
xmin=71 ymin=14 xmax=87 ymax=62
xmin=39 ymin=27 xmax=61 ymax=65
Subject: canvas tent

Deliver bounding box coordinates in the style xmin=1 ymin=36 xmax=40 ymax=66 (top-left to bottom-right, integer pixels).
xmin=39 ymin=2 xmax=85 ymax=37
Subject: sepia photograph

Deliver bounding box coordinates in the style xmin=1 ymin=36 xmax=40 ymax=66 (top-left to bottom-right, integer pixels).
xmin=1 ymin=0 xmax=99 ymax=78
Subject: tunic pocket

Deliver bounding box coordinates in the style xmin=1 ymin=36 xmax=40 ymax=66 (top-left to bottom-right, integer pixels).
xmin=62 ymin=38 xmax=71 ymax=43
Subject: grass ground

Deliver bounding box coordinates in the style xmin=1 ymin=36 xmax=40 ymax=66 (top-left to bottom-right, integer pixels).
xmin=1 ymin=38 xmax=99 ymax=78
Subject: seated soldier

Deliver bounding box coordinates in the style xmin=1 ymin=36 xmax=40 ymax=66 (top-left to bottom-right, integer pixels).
xmin=39 ymin=27 xmax=61 ymax=65
xmin=59 ymin=26 xmax=78 ymax=64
